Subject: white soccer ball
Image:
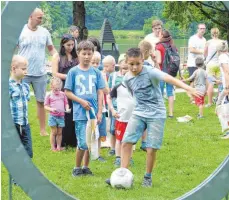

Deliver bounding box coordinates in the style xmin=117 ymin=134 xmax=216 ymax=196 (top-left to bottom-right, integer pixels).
xmin=110 ymin=167 xmax=134 ymax=189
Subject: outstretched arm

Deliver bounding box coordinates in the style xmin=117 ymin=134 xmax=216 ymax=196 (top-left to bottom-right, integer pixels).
xmin=163 ymin=74 xmax=201 ymax=97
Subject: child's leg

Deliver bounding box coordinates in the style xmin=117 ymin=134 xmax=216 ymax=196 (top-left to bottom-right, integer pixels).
xmin=56 ymin=127 xmax=63 ymax=150
xmin=109 ymin=115 xmax=116 ymax=154
xmin=83 ymin=150 xmax=90 ymax=167
xmin=207 ymin=82 xmax=214 ymax=105
xmin=141 ymin=131 xmax=147 ymax=150
xmin=146 ymin=148 xmax=157 ymax=173
xmin=166 ymin=83 xmax=174 ymax=117
xmin=75 ymin=120 xmax=88 ymax=168
xmin=199 ymin=104 xmax=204 ymax=117
xmin=115 ymin=139 xmax=121 ymax=157
xmin=50 ymin=127 xmax=57 ymax=150
xmin=121 ymin=115 xmax=146 ymax=168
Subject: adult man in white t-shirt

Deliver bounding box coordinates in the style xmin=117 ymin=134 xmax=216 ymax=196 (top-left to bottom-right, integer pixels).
xmin=18 ymin=8 xmax=57 ymax=136
xmin=144 ymin=19 xmax=163 ymax=65
xmin=187 ymin=23 xmax=206 ymax=102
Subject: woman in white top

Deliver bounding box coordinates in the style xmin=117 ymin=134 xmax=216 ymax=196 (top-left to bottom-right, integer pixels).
xmin=204 ymin=28 xmax=222 ymax=107
xmin=217 ymin=40 xmax=229 ymax=139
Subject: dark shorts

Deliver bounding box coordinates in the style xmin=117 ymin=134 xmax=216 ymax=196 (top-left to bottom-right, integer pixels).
xmin=188 ymin=67 xmax=197 ymax=82
xmin=15 ymin=124 xmax=33 ymax=158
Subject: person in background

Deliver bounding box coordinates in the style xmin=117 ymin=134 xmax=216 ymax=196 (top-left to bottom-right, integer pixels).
xmin=187 ymin=23 xmax=206 ymax=104
xmin=52 ymin=34 xmax=78 ymax=147
xmin=156 ymin=30 xmax=177 ymax=118
xmin=18 ymin=8 xmax=57 ymax=137
xmin=183 ymin=57 xmax=208 ymax=119
xmin=69 ymin=25 xmax=80 ymax=51
xmin=204 ymin=28 xmax=222 ymax=107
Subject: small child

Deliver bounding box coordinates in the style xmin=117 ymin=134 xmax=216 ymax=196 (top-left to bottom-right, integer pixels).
xmin=183 ymin=57 xmax=208 ymax=118
xmin=91 ymin=51 xmax=108 ymax=162
xmin=44 ymin=77 xmax=70 ymax=151
xmin=102 ymin=55 xmax=116 ymax=75
xmin=109 ymin=63 xmax=135 ymax=166
xmin=9 ymin=55 xmax=33 ymax=158
xmin=106 ymin=48 xmax=201 ymax=187
xmin=107 ymin=54 xmax=125 ymax=156
xmin=138 ymin=40 xmax=157 ymax=67
xmin=91 ymin=51 xmax=102 ymax=69
xmin=65 ymin=40 xmax=105 ymax=177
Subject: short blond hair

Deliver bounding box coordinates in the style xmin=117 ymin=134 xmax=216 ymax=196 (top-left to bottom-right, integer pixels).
xmin=152 ymin=19 xmax=163 ymax=28
xmin=138 ymin=40 xmax=152 ymax=53
xmin=50 ymin=77 xmax=63 ymax=91
xmin=211 ymin=28 xmax=220 ymax=38
xmin=102 ymin=55 xmax=116 ymax=65
xmin=92 ymin=51 xmax=101 ymax=60
xmin=11 ymin=55 xmax=28 ymax=68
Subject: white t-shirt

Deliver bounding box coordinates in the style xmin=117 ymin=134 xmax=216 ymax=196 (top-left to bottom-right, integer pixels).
xmin=111 ymin=84 xmax=135 ymax=122
xmin=18 ymin=24 xmax=53 ymax=76
xmin=219 ymin=53 xmax=229 ymax=88
xmin=144 ymin=33 xmax=160 ymax=50
xmin=205 ymin=39 xmax=222 ymax=65
xmin=187 ymin=34 xmax=206 ymax=67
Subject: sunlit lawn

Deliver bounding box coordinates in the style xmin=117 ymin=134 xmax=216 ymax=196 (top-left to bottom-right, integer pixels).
xmin=2 ymin=92 xmax=229 ymax=200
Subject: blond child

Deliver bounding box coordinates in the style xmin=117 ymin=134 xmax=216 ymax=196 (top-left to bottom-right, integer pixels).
xmin=44 ymin=77 xmax=70 ymax=151
xmin=9 ymin=55 xmax=33 ymax=158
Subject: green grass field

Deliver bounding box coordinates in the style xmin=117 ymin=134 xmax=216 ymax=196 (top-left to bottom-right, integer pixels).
xmin=2 ymin=92 xmax=228 ymax=200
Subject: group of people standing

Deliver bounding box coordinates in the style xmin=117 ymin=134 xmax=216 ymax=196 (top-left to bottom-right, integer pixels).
xmin=9 ymin=7 xmax=229 ymax=188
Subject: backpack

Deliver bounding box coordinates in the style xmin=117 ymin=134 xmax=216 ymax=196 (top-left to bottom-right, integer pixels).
xmin=161 ymin=43 xmax=180 ymax=77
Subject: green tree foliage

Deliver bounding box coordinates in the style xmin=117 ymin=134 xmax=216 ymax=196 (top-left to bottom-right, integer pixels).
xmin=40 ymin=2 xmax=52 ymax=33
xmin=85 ymin=2 xmax=163 ymax=30
xmin=163 ymin=1 xmax=229 ymax=42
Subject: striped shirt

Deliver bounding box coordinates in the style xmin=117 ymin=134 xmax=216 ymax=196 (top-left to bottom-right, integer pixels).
xmin=9 ymin=78 xmax=30 ymax=125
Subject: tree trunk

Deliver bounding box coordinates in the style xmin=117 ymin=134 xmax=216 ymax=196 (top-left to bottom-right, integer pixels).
xmin=72 ymin=1 xmax=88 ymax=41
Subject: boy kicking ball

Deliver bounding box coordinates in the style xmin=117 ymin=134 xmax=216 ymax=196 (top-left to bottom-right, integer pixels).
xmin=106 ymin=48 xmax=201 ymax=187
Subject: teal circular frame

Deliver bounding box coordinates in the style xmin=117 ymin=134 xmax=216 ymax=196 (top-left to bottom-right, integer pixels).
xmin=1 ymin=2 xmax=229 ymax=200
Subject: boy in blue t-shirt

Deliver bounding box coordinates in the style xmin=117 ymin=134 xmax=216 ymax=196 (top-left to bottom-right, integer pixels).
xmin=65 ymin=40 xmax=105 ymax=177
xmin=106 ymin=48 xmax=201 ymax=187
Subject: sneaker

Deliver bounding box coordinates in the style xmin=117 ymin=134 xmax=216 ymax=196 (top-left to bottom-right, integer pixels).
xmin=97 ymin=156 xmax=106 ymax=162
xmin=142 ymin=176 xmax=152 ymax=187
xmin=205 ymin=104 xmax=212 ymax=108
xmin=82 ymin=167 xmax=94 ymax=176
xmin=168 ymin=115 xmax=174 ymax=118
xmin=114 ymin=157 xmax=121 ymax=167
xmin=197 ymin=114 xmax=204 ymax=119
xmin=221 ymin=133 xmax=229 ymax=140
xmin=72 ymin=167 xmax=84 ymax=177
xmin=105 ymin=178 xmax=111 ymax=185
xmin=108 ymin=149 xmax=115 ymax=156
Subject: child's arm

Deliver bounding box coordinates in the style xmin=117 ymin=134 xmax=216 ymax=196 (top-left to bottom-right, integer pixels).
xmin=183 ymin=71 xmax=196 ymax=82
xmin=101 ymin=73 xmax=110 ymax=94
xmin=97 ymin=89 xmax=103 ymax=123
xmin=44 ymin=105 xmax=56 ymax=112
xmin=65 ymin=89 xmax=91 ymax=110
xmin=163 ymin=74 xmax=202 ymax=97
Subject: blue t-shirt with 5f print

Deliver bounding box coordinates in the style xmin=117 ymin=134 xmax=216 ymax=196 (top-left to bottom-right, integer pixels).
xmin=64 ymin=65 xmax=105 ymax=121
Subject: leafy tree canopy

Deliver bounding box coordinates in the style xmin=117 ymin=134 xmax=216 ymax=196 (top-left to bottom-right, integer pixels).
xmin=163 ymin=1 xmax=229 ymax=41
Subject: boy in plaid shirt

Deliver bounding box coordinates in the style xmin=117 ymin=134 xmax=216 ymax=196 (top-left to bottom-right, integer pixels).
xmin=9 ymin=55 xmax=33 ymax=158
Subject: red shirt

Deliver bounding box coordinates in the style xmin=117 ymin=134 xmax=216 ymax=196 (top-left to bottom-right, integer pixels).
xmin=156 ymin=42 xmax=168 ymax=70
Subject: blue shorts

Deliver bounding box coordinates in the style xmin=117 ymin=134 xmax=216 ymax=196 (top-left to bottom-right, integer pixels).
xmin=160 ymin=81 xmax=174 ymax=97
xmin=98 ymin=113 xmax=107 ymax=137
xmin=75 ymin=120 xmax=88 ymax=150
xmin=48 ymin=115 xmax=65 ymax=127
xmin=122 ymin=115 xmax=166 ymax=150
